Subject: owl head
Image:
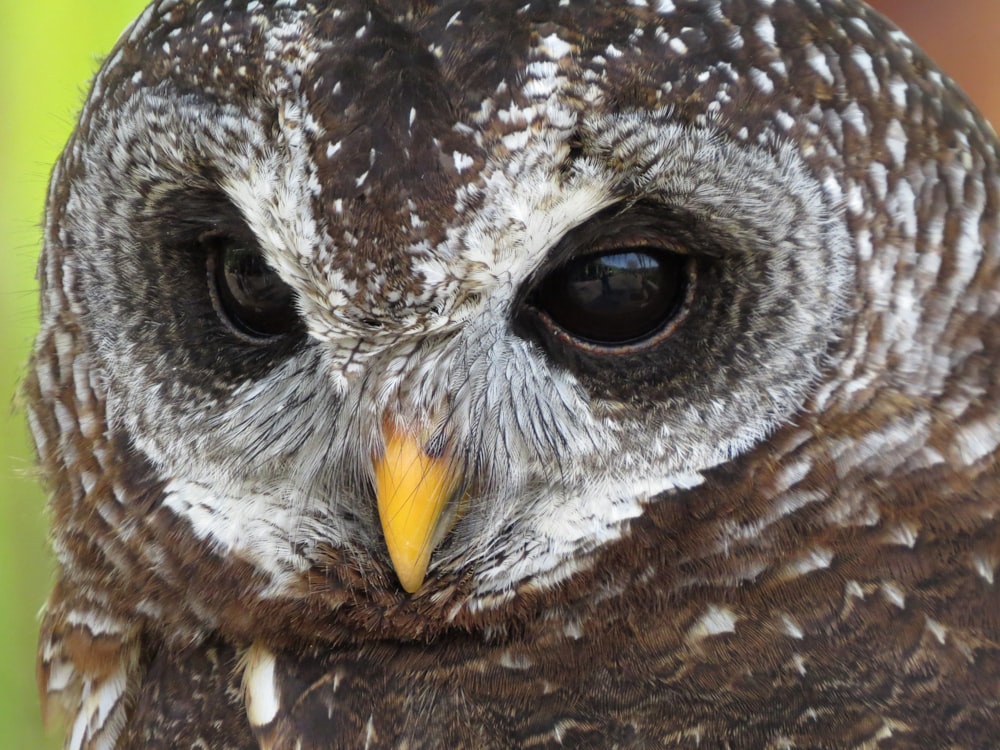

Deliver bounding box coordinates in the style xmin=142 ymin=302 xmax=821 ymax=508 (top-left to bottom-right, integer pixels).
xmin=31 ymin=0 xmax=998 ymax=656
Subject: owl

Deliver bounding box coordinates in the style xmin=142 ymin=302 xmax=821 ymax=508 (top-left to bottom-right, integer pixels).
xmin=28 ymin=0 xmax=1000 ymax=748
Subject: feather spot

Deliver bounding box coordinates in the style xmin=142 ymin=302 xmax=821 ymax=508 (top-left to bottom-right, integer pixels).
xmin=242 ymin=643 xmax=280 ymax=729
xmin=687 ymin=605 xmax=738 ymax=642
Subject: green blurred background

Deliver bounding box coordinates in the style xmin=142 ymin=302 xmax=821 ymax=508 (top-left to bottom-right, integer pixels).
xmin=0 ymin=2 xmax=997 ymax=748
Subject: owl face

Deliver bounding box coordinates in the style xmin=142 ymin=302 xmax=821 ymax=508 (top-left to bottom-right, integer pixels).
xmin=33 ymin=2 xmax=1000 ymax=748
xmin=47 ymin=2 xmax=852 ymax=613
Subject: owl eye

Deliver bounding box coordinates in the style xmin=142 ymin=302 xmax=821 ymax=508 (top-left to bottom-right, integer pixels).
xmin=532 ymin=248 xmax=690 ymax=346
xmin=207 ymin=237 xmax=301 ymax=339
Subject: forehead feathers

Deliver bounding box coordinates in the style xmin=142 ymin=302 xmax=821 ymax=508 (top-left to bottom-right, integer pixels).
xmin=70 ymin=0 xmax=968 ymax=355
xmin=53 ymin=0 xmax=999 ymax=431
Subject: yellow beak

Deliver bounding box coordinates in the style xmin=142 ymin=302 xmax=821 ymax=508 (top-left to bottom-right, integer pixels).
xmin=373 ymin=421 xmax=462 ymax=593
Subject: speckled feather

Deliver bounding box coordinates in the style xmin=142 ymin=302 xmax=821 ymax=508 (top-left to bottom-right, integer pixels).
xmin=29 ymin=0 xmax=1000 ymax=748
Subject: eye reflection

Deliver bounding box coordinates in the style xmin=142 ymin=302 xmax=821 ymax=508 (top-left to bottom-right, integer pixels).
xmin=207 ymin=237 xmax=301 ymax=339
xmin=537 ymin=249 xmax=688 ymax=345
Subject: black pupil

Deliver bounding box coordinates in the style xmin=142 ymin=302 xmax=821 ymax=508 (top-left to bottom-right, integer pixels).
xmin=213 ymin=241 xmax=299 ymax=338
xmin=537 ymin=249 xmax=687 ymax=344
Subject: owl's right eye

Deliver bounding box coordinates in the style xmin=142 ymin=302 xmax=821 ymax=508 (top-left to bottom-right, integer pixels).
xmin=206 ymin=237 xmax=301 ymax=339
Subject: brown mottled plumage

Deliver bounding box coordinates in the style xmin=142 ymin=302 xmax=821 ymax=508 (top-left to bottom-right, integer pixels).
xmin=30 ymin=0 xmax=999 ymax=748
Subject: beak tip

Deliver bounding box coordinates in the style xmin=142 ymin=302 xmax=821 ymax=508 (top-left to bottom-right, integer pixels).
xmin=391 ymin=553 xmax=428 ymax=593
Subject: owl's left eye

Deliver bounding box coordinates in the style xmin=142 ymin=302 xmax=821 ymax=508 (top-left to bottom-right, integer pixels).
xmin=206 ymin=237 xmax=301 ymax=339
xmin=532 ymin=248 xmax=690 ymax=345
xmin=514 ymin=204 xmax=699 ymax=356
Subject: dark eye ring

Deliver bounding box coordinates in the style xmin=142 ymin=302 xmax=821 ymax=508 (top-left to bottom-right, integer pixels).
xmin=205 ymin=235 xmax=301 ymax=340
xmin=528 ymin=247 xmax=693 ymax=349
